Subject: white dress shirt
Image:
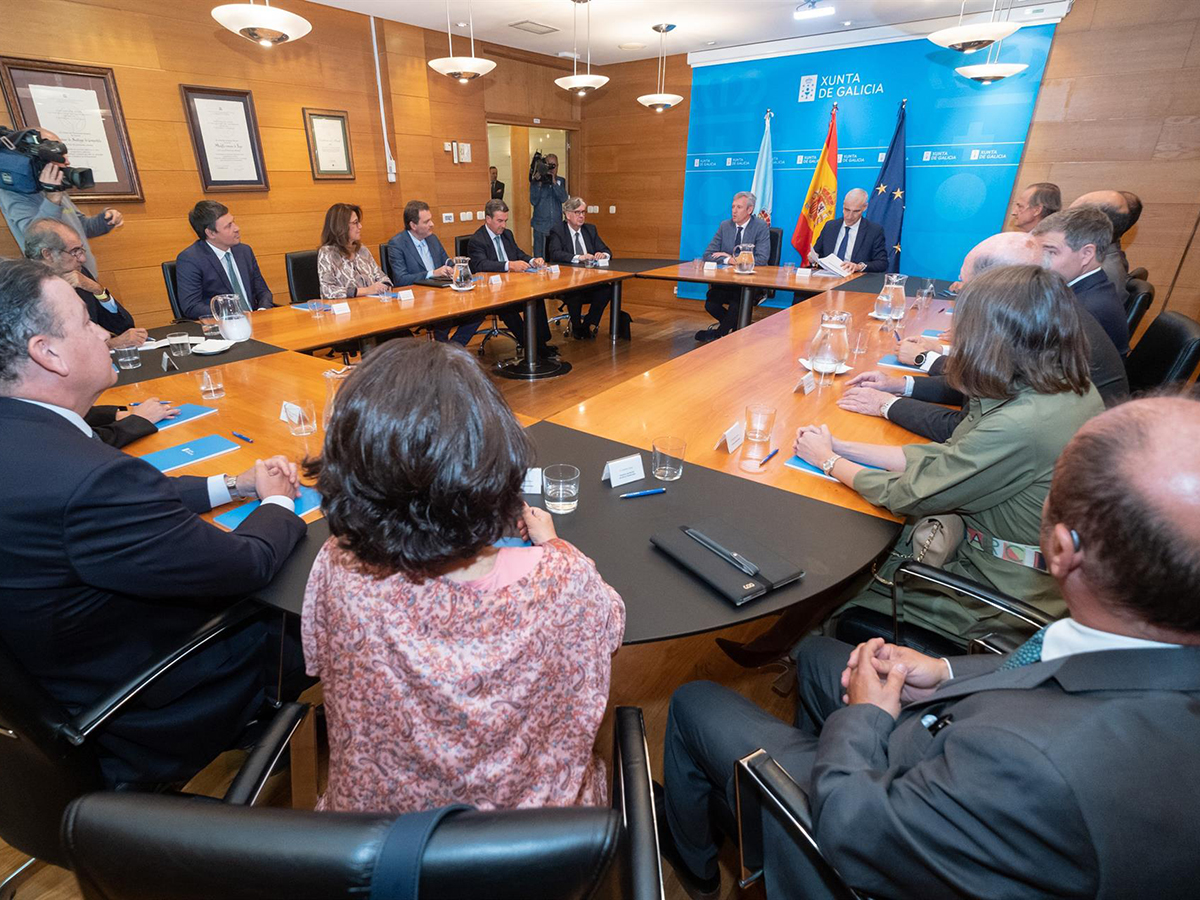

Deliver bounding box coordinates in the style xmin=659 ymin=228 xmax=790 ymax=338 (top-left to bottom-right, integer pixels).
xmin=567 ymin=223 xmax=588 ymax=263
xmin=1040 ymin=617 xmax=1180 ymax=662
xmin=207 ymin=241 xmax=250 ymax=302
xmin=834 ymin=219 xmax=861 ymax=258
xmin=408 ymin=231 xmax=436 ymax=277
xmin=1068 ymin=267 xmax=1103 ymax=288
xmin=17 ymin=398 xmax=294 ymax=513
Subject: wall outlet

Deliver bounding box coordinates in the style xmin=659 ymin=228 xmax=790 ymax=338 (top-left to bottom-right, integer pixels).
xmin=459 ymin=211 xmax=472 ymax=221
xmin=441 ymin=212 xmax=454 ymax=224
xmin=533 ymin=117 xmax=541 ymax=124
xmin=443 ymin=141 xmax=452 ymax=152
xmin=475 ymin=210 xmax=484 ymax=220
xmin=609 ymin=206 xmax=616 ymax=214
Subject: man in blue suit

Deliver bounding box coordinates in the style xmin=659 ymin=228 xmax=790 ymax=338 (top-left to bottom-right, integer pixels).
xmin=175 ymin=201 xmax=274 ymax=321
xmin=809 ymin=188 xmax=888 ymax=273
xmin=386 ymin=199 xmax=482 ymax=346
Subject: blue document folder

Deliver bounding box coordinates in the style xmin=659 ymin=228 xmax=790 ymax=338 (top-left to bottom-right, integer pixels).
xmin=141 ymin=434 xmax=240 ymax=473
xmin=214 ymin=485 xmax=322 ymax=530
xmin=153 ymin=403 xmax=218 ymax=431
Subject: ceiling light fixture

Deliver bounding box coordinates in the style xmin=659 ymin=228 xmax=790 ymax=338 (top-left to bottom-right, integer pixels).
xmin=211 ymin=0 xmax=311 ymax=47
xmin=951 ymin=0 xmax=1026 ymax=84
xmin=555 ymin=0 xmax=609 ymax=95
xmin=929 ymin=0 xmax=1019 ymax=53
xmin=794 ymin=2 xmax=836 ymax=21
xmin=428 ymin=0 xmax=496 ymax=84
xmin=637 ymin=23 xmax=684 ymax=113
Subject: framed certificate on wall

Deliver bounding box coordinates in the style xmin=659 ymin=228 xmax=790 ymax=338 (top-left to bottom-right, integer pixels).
xmin=0 ymin=56 xmax=144 ymax=202
xmin=180 ymin=84 xmax=269 ymax=192
xmin=302 ymin=108 xmax=355 ymax=180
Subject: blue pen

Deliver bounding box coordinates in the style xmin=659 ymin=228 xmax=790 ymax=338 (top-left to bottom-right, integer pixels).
xmin=232 ymin=431 xmax=254 ymax=443
xmin=620 ymin=488 xmax=666 ymax=499
xmin=758 ymin=448 xmax=779 ymax=467
xmin=892 ymin=330 xmax=902 ymax=342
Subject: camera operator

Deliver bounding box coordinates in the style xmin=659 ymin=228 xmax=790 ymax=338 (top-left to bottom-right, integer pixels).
xmin=528 ymin=152 xmax=567 ymax=260
xmin=0 ymin=128 xmax=122 ymax=276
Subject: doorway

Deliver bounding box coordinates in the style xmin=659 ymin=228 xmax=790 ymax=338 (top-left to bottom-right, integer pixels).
xmin=487 ymin=122 xmax=572 ymax=251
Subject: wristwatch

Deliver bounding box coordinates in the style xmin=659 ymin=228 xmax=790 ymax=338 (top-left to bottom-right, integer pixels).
xmin=224 ymin=474 xmax=241 ymax=499
xmin=914 ymin=351 xmax=928 ymax=367
xmin=821 ymin=454 xmax=842 ymax=476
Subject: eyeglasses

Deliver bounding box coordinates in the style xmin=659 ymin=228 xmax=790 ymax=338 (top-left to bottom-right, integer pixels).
xmin=60 ymin=246 xmax=86 ymax=259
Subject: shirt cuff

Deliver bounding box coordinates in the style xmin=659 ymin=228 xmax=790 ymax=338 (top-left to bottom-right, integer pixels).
xmin=942 ymin=658 xmax=955 ymax=681
xmin=903 ymin=375 xmax=915 ymax=396
xmin=207 ymin=474 xmax=233 ymax=509
xmin=425 ymin=268 xmax=435 ymax=278
xmin=920 ymin=351 xmax=942 ymax=372
xmin=99 ymin=298 xmax=119 ymax=313
xmin=503 ymin=261 xmax=510 ymax=272
xmin=261 ymin=495 xmax=297 ymax=513
xmin=880 ymin=397 xmax=899 ymax=420
xmin=571 ymin=255 xmax=580 ymax=263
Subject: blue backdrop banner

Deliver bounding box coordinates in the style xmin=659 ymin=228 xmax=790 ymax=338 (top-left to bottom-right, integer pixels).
xmin=679 ymin=24 xmax=1056 ymax=296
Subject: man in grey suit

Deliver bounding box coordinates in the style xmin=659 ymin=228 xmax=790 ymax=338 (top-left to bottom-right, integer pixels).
xmin=660 ymin=394 xmax=1200 ymax=900
xmin=697 ymin=191 xmax=771 ymax=342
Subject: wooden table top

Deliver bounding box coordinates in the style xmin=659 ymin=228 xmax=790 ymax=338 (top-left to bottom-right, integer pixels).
xmin=98 ymin=349 xmax=538 ymax=524
xmin=549 ymin=289 xmax=955 ymax=521
xmin=246 ymin=268 xmax=632 ymax=352
xmin=636 ymin=261 xmax=858 ymax=293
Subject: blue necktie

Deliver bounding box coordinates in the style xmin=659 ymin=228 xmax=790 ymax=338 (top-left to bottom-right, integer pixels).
xmin=415 ymin=238 xmax=434 ymax=273
xmin=997 ymin=627 xmax=1048 ymax=671
xmin=223 ymin=251 xmax=250 ymax=312
xmin=493 ymin=233 xmax=508 ymax=263
xmin=837 ymin=226 xmax=851 ymax=259
xmin=734 ymin=225 xmax=743 ymax=250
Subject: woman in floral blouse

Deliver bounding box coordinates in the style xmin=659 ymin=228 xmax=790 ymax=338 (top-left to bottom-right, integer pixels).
xmin=317 ymin=203 xmax=391 ymax=299
xmin=302 ymin=339 xmax=625 ymax=814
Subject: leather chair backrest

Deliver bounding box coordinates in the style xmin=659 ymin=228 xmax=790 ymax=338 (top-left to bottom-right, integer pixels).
xmin=62 ymin=793 xmax=622 ymax=900
xmin=1128 ymin=266 xmax=1149 ymax=282
xmin=454 ymin=234 xmax=472 ymax=257
xmin=1124 ymin=277 xmax=1154 ymax=334
xmin=768 ymin=227 xmax=783 ymax=267
xmin=161 ymin=261 xmax=182 ymax=320
xmin=285 ymin=250 xmax=321 ymax=304
xmin=1124 ymin=311 xmax=1200 ymax=393
xmin=378 ymin=243 xmax=393 ymax=283
xmin=0 ymin=634 xmax=103 ymax=865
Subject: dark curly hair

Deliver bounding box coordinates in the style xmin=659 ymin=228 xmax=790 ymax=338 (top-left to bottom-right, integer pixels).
xmin=305 ymin=339 xmax=532 ymax=581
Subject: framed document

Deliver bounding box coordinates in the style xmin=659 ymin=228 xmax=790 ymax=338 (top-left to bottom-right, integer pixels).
xmin=302 ymin=108 xmax=355 ymax=180
xmin=180 ymin=85 xmax=269 ymax=192
xmin=0 ymin=56 xmax=143 ymax=202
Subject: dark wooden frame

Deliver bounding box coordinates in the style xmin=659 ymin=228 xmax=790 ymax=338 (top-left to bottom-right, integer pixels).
xmin=0 ymin=56 xmax=143 ymax=203
xmin=179 ymin=84 xmax=269 ymax=193
xmin=301 ymin=107 xmax=355 ymax=180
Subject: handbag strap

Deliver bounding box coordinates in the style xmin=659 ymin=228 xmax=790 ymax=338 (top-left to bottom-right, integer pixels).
xmin=872 ymin=519 xmax=944 ymax=589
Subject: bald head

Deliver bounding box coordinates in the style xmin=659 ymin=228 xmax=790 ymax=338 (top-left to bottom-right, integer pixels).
xmin=960 ymin=231 xmax=1043 ymax=284
xmin=1070 ymin=190 xmax=1137 ymax=239
xmin=1045 ymin=394 xmax=1200 ymax=635
xmin=842 ymin=188 xmax=868 ymax=227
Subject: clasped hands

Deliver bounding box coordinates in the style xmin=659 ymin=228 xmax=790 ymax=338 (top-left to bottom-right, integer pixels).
xmin=840 ymin=637 xmax=952 ymax=719
xmin=234 ymin=455 xmax=302 ymax=502
xmin=507 ymin=257 xmax=546 ymax=273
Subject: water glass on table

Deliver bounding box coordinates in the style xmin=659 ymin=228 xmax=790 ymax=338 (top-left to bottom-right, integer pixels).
xmin=167 ymin=332 xmax=192 ymax=357
xmin=652 ymin=436 xmax=686 ymax=481
xmin=114 ymin=347 xmax=141 ymax=370
xmin=199 ymin=318 xmax=222 ymax=340
xmin=745 ymin=404 xmax=777 ymax=443
xmin=851 ymin=327 xmax=870 ymax=357
xmin=543 ymin=464 xmax=580 ymax=514
xmin=286 ymin=400 xmax=318 ymax=436
xmin=199 ymin=368 xmax=224 ymax=400
xmin=915 ymin=282 xmax=936 ymax=311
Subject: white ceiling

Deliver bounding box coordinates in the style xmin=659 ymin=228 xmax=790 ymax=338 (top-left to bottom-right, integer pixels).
xmin=307 ymin=0 xmax=1065 ymax=65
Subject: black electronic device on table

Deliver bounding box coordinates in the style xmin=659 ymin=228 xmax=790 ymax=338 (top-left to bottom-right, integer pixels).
xmin=415 ymin=276 xmax=453 ymax=288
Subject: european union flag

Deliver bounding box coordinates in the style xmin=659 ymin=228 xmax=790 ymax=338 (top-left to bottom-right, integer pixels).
xmin=865 ymin=101 xmax=906 ymax=274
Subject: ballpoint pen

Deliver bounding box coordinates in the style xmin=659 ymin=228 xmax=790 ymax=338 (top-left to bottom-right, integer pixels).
xmin=759 ymin=448 xmax=779 ymax=467
xmin=620 ymin=488 xmax=666 ymax=498
xmin=232 ymin=432 xmax=254 ymax=443
xmin=682 ymin=527 xmax=760 ymax=577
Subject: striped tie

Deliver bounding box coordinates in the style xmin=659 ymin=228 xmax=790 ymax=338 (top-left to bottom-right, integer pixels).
xmin=997 ymin=626 xmax=1048 ymax=671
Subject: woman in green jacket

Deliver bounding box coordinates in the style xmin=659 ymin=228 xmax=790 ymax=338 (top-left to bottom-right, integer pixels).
xmin=793 ymin=264 xmax=1104 ymax=644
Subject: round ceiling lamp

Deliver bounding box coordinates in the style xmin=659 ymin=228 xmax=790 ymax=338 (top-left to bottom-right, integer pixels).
xmin=955 ymin=62 xmax=1028 ymax=85
xmin=555 ymin=0 xmax=609 ymax=96
xmin=928 ymin=0 xmax=1020 ymax=55
xmin=429 ymin=0 xmax=496 ymax=84
xmin=637 ymin=24 xmax=684 ymax=113
xmin=211 ymin=0 xmax=311 ymax=47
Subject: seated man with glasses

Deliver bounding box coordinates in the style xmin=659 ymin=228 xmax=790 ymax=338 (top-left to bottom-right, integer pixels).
xmin=23 ymin=217 xmax=146 ymax=349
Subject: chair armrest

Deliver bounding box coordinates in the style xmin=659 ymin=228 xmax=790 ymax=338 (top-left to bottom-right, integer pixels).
xmin=735 ymin=750 xmax=860 ymax=900
xmin=223 ymin=701 xmax=309 ymax=806
xmin=70 ymin=599 xmax=265 ymax=742
xmin=611 ymin=706 xmax=664 ymax=900
xmin=892 ymin=561 xmax=1056 ymax=648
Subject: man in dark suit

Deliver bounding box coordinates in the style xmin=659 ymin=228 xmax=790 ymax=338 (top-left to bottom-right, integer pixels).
xmin=1034 ymin=207 xmax=1130 ymax=355
xmin=386 ymin=199 xmax=483 ymax=346
xmin=809 ymin=188 xmax=888 ymax=273
xmin=489 ymin=166 xmax=505 ymax=201
xmin=23 ymin=217 xmax=146 ymax=349
xmin=545 ymin=196 xmax=613 ymax=339
xmin=85 ymin=398 xmax=177 ymax=449
xmin=1070 ymin=189 xmax=1142 ymax=295
xmin=467 ymin=199 xmax=555 ymax=357
xmin=175 ymin=200 xmax=273 ymax=321
xmin=0 ymin=259 xmax=306 ymax=787
xmin=661 ymin=393 xmax=1200 ymax=900
xmin=698 ymin=191 xmax=772 ymax=342
xmin=839 ymin=232 xmax=1130 ymax=441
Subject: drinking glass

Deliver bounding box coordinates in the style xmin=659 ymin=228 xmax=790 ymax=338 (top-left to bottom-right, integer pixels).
xmin=199 ymin=368 xmax=224 ymax=399
xmin=745 ymin=404 xmax=777 ymax=443
xmin=286 ymin=400 xmax=317 ymax=436
xmin=199 ymin=318 xmax=222 ymax=339
xmin=310 ymin=300 xmax=327 ymax=319
xmin=915 ymin=282 xmax=936 ymax=311
xmin=873 ymin=291 xmax=892 ymax=320
xmin=543 ymin=464 xmax=580 ymax=514
xmin=851 ymin=327 xmax=870 ymax=357
xmin=167 ymin=332 xmax=192 ymax=357
xmin=114 ymin=347 xmax=141 ymax=370
xmin=652 ymin=436 xmax=686 ymax=481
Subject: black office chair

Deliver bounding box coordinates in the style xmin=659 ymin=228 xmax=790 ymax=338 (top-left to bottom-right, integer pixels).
xmin=377 ymin=242 xmax=393 ymax=283
xmin=1124 ymin=310 xmax=1200 ymax=393
xmin=1123 ymin=276 xmax=1154 ymax=334
xmin=455 ymin=233 xmax=517 ymax=354
xmin=0 ymin=600 xmax=307 ymax=900
xmin=284 ymin=249 xmax=321 ymax=305
xmin=160 ymin=261 xmax=184 ymax=321
xmin=761 ymin=226 xmax=784 ymax=302
xmin=61 ymin=706 xmax=663 ymax=900
xmin=1128 ymin=266 xmax=1149 ymax=282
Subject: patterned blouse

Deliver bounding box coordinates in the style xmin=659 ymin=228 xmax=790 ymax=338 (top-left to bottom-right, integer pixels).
xmin=301 ymin=537 xmax=626 ymax=814
xmin=317 ymin=244 xmax=391 ymax=299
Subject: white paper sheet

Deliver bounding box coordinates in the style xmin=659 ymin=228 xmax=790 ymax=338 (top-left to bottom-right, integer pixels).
xmin=28 ymin=84 xmax=118 ymax=183
xmin=193 ymin=98 xmax=258 ymax=181
xmin=310 ymin=116 xmax=348 ymax=172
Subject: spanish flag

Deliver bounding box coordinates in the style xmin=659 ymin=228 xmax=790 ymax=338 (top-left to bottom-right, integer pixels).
xmin=792 ymin=106 xmax=838 ymax=260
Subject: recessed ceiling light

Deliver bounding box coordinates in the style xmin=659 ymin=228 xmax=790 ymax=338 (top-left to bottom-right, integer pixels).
xmin=705 ymin=40 xmax=716 ymax=45
xmin=618 ymin=41 xmax=646 ymax=50
xmin=794 ymin=4 xmax=836 ymax=21
xmin=842 ymin=20 xmax=852 ymax=26
xmin=456 ymin=21 xmax=467 ymax=27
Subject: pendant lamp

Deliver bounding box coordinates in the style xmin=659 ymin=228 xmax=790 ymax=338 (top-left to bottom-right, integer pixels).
xmin=211 ymin=0 xmax=311 ymax=47
xmin=428 ymin=0 xmax=496 ymax=84
xmin=928 ymin=0 xmax=1019 ymax=54
xmin=555 ymin=0 xmax=609 ymax=95
xmin=637 ymin=24 xmax=683 ymax=113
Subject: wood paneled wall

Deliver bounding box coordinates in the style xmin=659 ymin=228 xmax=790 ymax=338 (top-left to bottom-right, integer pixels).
xmin=1010 ymin=0 xmax=1200 ymax=320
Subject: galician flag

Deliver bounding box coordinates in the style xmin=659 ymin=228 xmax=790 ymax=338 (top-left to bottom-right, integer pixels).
xmin=792 ymin=105 xmax=838 ymax=260
xmin=749 ymin=110 xmax=774 ymax=217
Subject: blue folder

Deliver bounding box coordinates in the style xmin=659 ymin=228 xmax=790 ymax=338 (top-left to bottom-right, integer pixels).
xmin=877 ymin=354 xmax=925 ymax=372
xmin=153 ymin=403 xmax=218 ymax=431
xmin=292 ymin=301 xmax=332 ymax=311
xmin=214 ymin=485 xmax=323 ymax=530
xmin=141 ymin=434 xmax=241 ymax=473
xmin=785 ymin=456 xmax=884 ymax=482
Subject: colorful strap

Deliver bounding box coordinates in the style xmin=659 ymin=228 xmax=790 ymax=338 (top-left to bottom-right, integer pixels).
xmin=965 ymin=526 xmax=1047 ymax=573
